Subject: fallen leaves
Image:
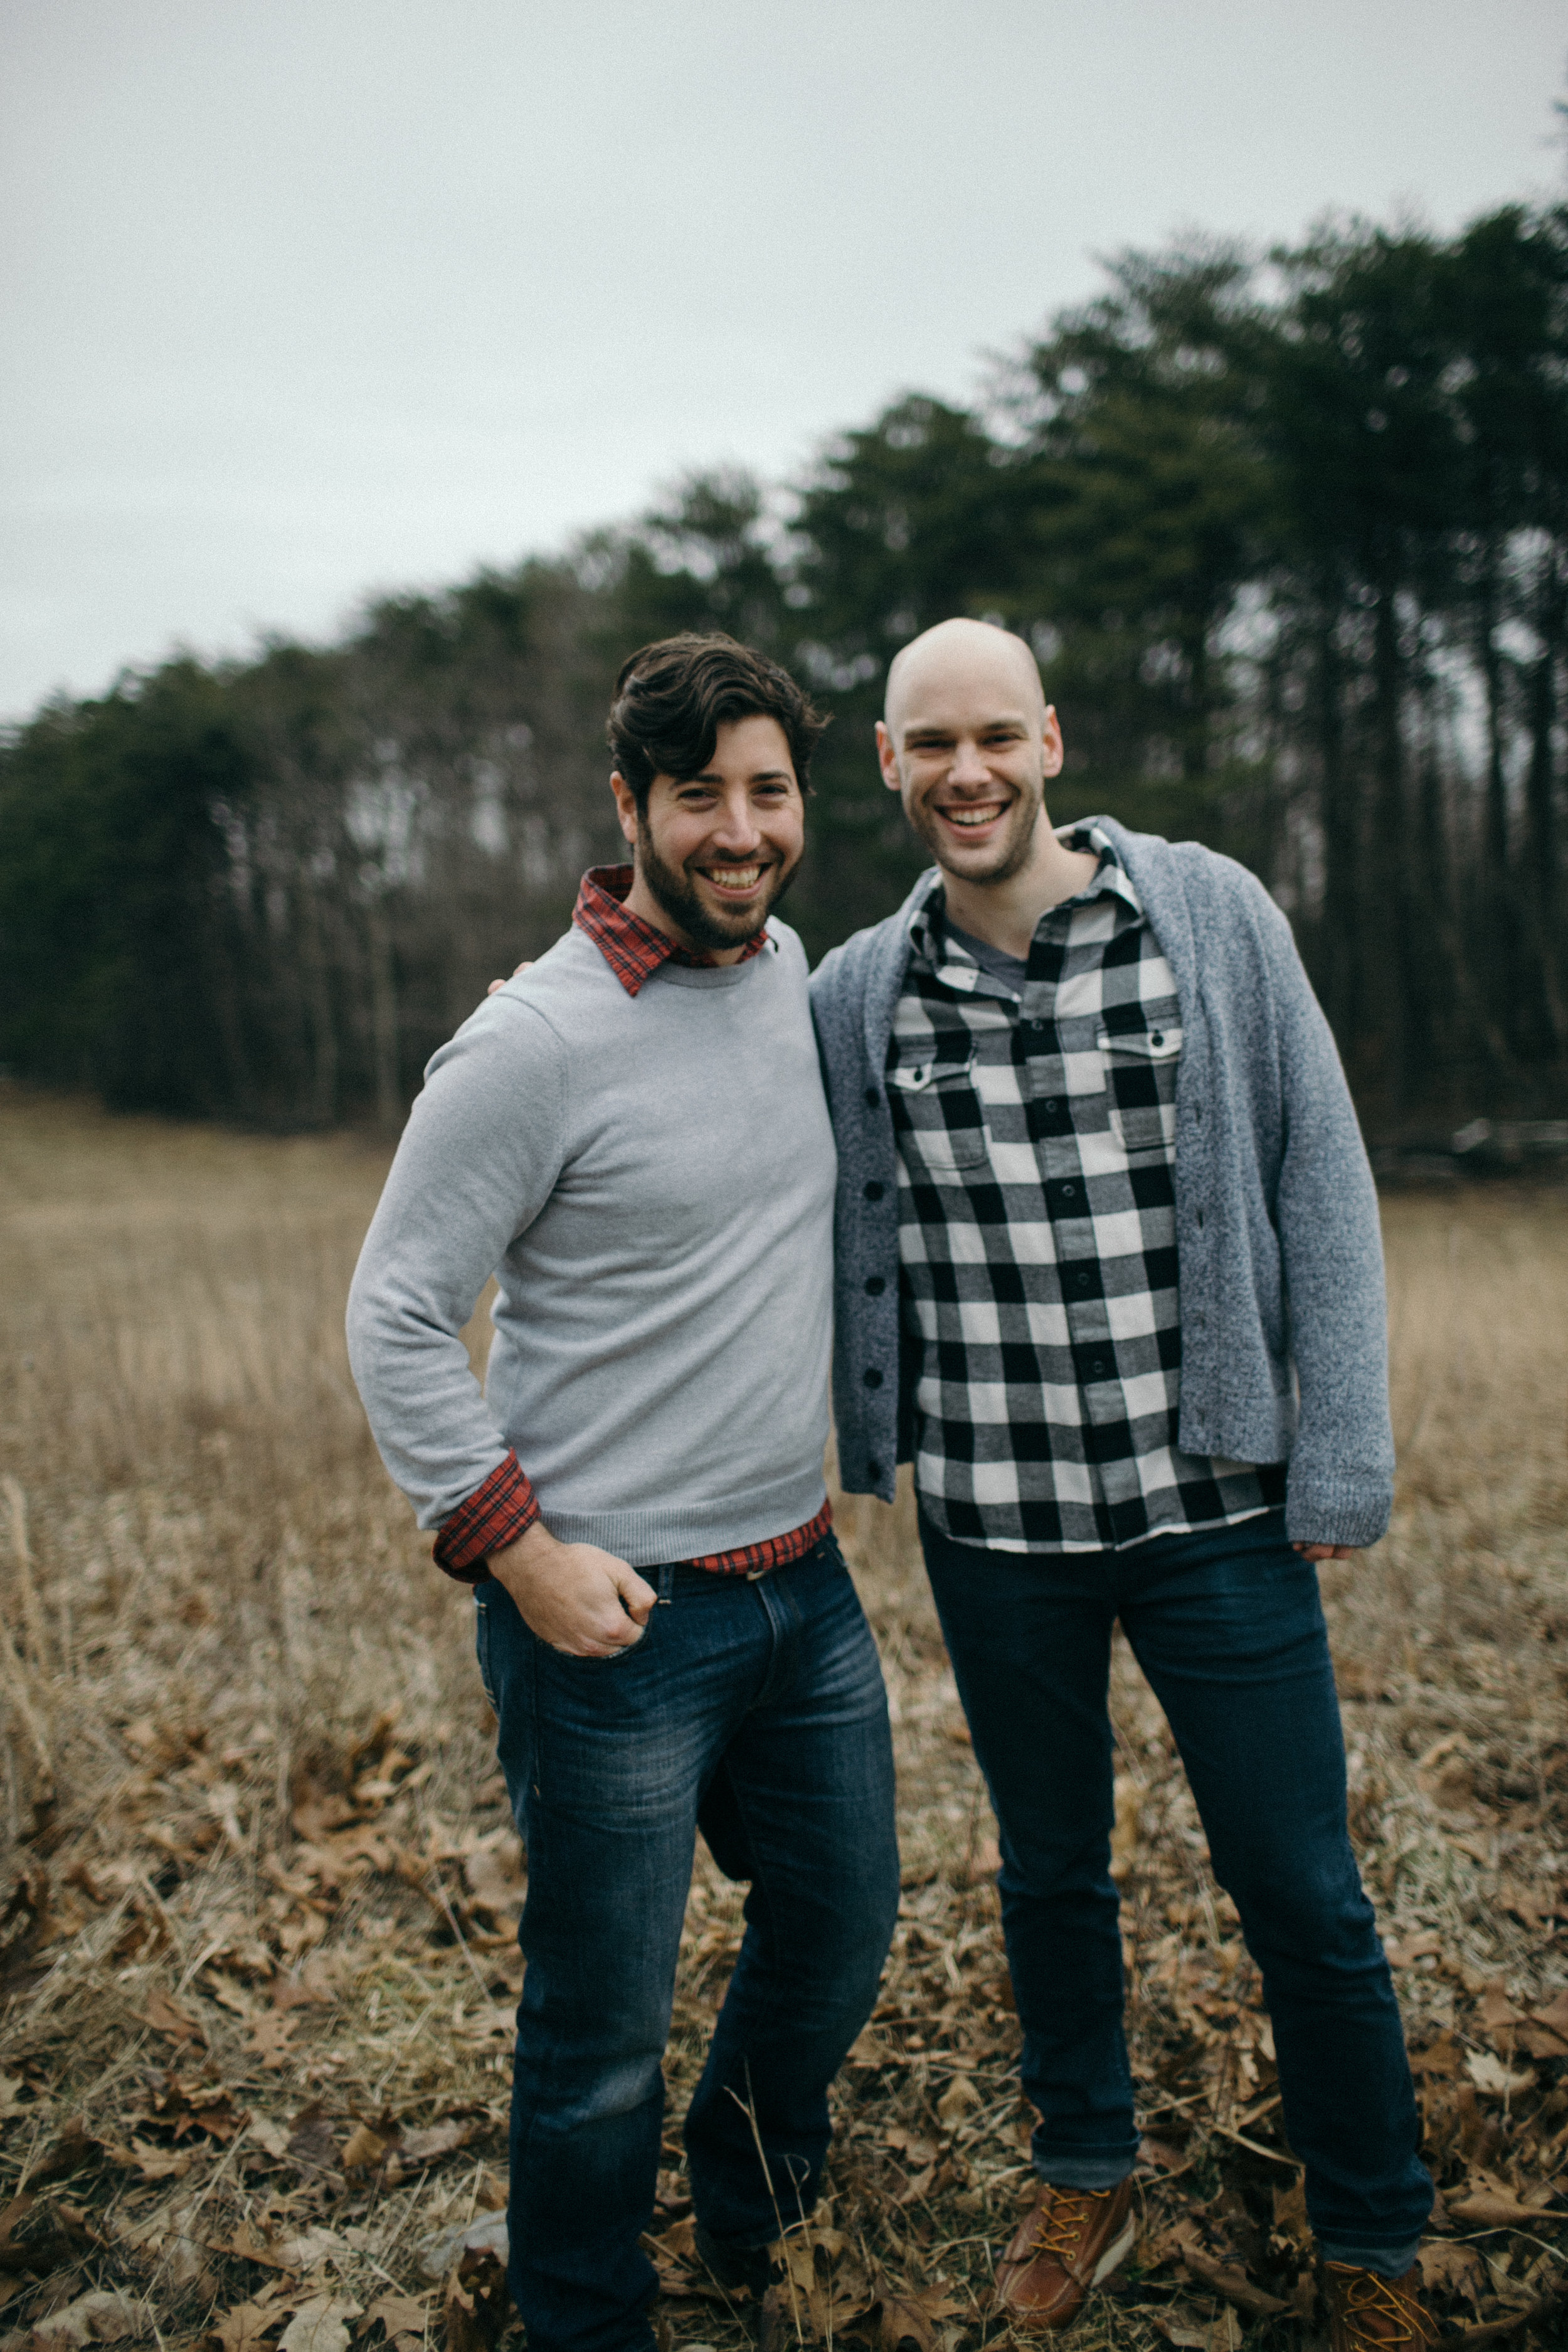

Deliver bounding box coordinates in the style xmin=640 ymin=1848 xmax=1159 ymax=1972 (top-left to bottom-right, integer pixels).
xmin=1446 ymin=2185 xmax=1554 ymax=2226
xmin=1169 ymin=2222 xmax=1292 ymax=2319
xmin=1465 ymin=2049 xmax=1535 ymax=2097
xmin=337 ymin=2109 xmax=478 ymax=2185
xmin=0 ymin=1870 xmax=51 ymax=1993
xmin=277 ymin=2293 xmax=360 ymax=2352
xmin=211 ymin=2302 xmax=276 ymax=2352
xmin=0 ymin=2196 xmax=103 ymax=2276
xmin=441 ymin=2248 xmax=509 ymax=2352
xmin=245 ymin=2013 xmax=299 ymax=2069
xmin=138 ymin=1988 xmax=207 ymax=2047
xmin=1419 ymin=2238 xmax=1486 ymax=2307
xmin=282 ymin=2104 xmax=341 ymax=2177
xmin=361 ymin=2293 xmax=430 ymax=2342
xmin=130 ymin=2072 xmax=247 ymax=2144
xmin=26 ymin=2289 xmax=151 ymax=2346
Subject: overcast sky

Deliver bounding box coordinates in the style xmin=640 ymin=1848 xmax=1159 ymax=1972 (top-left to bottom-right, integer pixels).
xmin=1 ymin=0 xmax=1562 ymax=719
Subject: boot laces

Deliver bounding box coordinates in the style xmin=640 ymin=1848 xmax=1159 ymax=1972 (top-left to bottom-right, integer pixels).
xmin=1327 ymin=2264 xmax=1433 ymax=2349
xmin=1025 ymin=2185 xmax=1116 ymax=2259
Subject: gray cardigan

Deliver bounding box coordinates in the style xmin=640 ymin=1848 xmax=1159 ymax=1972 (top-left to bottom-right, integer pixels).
xmin=810 ymin=818 xmax=1394 ymax=1550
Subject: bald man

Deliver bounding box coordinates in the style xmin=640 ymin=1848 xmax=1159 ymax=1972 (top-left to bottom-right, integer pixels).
xmin=811 ymin=621 xmax=1436 ymax=2346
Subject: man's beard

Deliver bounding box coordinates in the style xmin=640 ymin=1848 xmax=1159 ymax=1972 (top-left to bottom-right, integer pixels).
xmin=909 ymin=778 xmax=1043 ymax=885
xmin=636 ymin=820 xmax=802 ymax=954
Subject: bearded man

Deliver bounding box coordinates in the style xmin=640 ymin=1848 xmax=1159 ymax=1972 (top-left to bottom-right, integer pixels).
xmin=811 ymin=618 xmax=1436 ymax=2349
xmin=348 ymin=634 xmax=898 ymax=2352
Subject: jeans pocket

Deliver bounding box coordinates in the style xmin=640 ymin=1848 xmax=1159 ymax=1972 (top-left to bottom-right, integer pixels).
xmin=539 ymin=1602 xmax=659 ymax=1671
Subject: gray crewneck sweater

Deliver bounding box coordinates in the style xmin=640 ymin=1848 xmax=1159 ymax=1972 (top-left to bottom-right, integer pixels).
xmin=346 ymin=919 xmax=837 ymax=1564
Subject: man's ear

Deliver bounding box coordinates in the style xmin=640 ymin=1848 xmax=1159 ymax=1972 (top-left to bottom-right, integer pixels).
xmin=610 ymin=771 xmax=640 ymax=848
xmin=1041 ymin=707 xmax=1065 ymax=779
xmin=874 ymin=721 xmax=902 ymax=795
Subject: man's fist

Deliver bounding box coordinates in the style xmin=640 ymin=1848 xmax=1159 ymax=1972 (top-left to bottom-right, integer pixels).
xmin=1293 ymin=1542 xmax=1359 ymax=1562
xmin=487 ymin=1520 xmax=657 ymax=1657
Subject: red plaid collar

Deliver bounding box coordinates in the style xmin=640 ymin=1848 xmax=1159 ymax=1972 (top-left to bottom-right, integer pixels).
xmin=572 ymin=865 xmax=770 ymax=997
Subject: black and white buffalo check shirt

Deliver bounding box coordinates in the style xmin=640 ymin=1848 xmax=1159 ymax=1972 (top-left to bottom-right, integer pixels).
xmin=891 ymin=826 xmax=1285 ymax=1552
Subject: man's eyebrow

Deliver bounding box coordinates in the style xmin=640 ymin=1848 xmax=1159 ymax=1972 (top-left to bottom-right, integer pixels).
xmin=904 ymin=716 xmax=1029 ymax=738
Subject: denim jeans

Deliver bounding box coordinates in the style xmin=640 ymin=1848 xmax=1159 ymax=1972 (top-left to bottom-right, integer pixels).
xmin=475 ymin=1532 xmax=899 ymax=2352
xmin=919 ymin=1507 xmax=1433 ymax=2275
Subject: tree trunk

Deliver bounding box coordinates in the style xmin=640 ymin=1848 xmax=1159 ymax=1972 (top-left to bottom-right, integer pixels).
xmin=1368 ymin=585 xmax=1410 ymax=1115
xmin=366 ymin=898 xmax=401 ymax=1128
xmin=299 ymin=877 xmax=338 ymax=1127
xmin=1315 ymin=617 xmax=1359 ymax=1047
xmin=1524 ymin=553 xmax=1567 ymax=1052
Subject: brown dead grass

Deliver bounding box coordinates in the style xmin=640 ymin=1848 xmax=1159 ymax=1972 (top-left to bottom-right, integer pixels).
xmin=0 ymin=1089 xmax=1564 ymax=2351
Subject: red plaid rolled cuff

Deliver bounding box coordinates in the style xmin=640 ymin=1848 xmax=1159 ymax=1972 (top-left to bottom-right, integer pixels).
xmin=432 ymin=1453 xmax=540 ymax=1584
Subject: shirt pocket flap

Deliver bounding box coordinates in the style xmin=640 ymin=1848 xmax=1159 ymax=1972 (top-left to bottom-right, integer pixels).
xmin=1096 ymin=1024 xmax=1182 ymax=1061
xmin=887 ymin=1047 xmax=977 ymax=1093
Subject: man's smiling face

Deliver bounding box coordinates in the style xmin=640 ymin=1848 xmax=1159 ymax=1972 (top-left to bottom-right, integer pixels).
xmin=876 ymin=625 xmax=1064 ymax=886
xmin=613 ymin=712 xmax=806 ymax=957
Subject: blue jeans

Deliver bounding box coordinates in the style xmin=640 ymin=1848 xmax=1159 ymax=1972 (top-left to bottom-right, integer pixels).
xmin=475 ymin=1532 xmax=899 ymax=2352
xmin=919 ymin=1508 xmax=1433 ymax=2275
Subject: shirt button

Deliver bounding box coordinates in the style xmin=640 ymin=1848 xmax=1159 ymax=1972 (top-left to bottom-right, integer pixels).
xmin=864 ymin=1180 xmax=884 ymax=1202
xmin=864 ymin=1086 xmax=881 ymax=1108
xmin=1042 ymin=1098 xmax=1059 ymax=1114
xmin=1088 ymin=1357 xmax=1108 ymax=1379
xmin=862 ymin=1367 xmax=883 ymax=1389
xmin=1151 ymin=1032 xmax=1163 ymax=1047
xmin=1074 ymin=1269 xmax=1093 ymax=1291
xmin=1060 ymin=1182 xmax=1078 ymax=1200
xmin=865 ymin=1275 xmax=886 ymax=1296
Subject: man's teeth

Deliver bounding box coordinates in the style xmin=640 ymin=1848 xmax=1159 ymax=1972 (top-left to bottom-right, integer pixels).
xmin=706 ymin=866 xmax=762 ymax=887
xmin=945 ymin=808 xmax=1002 ymax=828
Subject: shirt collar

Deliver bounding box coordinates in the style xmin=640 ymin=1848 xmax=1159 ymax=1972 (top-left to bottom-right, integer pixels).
xmin=572 ymin=864 xmax=771 ymax=998
xmin=906 ymin=823 xmax=1140 ymax=984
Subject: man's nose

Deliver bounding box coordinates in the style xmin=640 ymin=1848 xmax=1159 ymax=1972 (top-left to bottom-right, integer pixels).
xmin=712 ymin=791 xmax=764 ymax=848
xmin=948 ymin=738 xmax=992 ymax=787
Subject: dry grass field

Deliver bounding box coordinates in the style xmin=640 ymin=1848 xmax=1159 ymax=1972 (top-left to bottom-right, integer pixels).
xmin=0 ymin=1089 xmax=1565 ymax=2352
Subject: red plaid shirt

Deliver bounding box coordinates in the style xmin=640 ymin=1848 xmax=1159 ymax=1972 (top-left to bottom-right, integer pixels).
xmin=431 ymin=866 xmax=827 ymax=1584
xmin=570 ymin=863 xmax=770 ymax=995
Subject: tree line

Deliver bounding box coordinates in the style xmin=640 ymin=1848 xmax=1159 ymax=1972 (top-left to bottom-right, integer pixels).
xmin=3 ymin=203 xmax=1564 ymax=1133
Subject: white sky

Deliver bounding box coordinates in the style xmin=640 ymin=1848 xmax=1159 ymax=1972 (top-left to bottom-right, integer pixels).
xmin=2 ymin=0 xmax=1562 ymax=719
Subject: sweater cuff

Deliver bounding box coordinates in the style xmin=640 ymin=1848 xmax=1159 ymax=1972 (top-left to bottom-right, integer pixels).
xmin=1283 ymin=1469 xmax=1392 ymax=1552
xmin=432 ymin=1453 xmax=540 ymax=1584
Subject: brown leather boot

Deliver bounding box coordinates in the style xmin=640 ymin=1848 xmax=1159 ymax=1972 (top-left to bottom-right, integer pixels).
xmin=994 ymin=2178 xmax=1136 ymax=2329
xmin=1323 ymin=2261 xmax=1440 ymax=2352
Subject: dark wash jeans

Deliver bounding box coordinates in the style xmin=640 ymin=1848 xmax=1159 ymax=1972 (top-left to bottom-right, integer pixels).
xmin=475 ymin=1533 xmax=899 ymax=2352
xmin=919 ymin=1508 xmax=1433 ymax=2274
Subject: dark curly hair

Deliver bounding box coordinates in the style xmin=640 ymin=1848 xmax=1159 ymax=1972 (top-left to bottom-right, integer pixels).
xmin=607 ymin=633 xmax=829 ymax=810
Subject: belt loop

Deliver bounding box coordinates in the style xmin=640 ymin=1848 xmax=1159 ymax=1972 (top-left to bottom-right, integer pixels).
xmin=656 ymin=1560 xmax=675 ymax=1607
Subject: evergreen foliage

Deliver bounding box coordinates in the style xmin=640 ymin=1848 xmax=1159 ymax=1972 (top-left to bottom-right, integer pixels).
xmin=3 ymin=205 xmax=1564 ymax=1127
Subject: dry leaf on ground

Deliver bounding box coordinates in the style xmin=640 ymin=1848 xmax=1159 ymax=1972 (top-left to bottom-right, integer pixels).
xmin=211 ymin=2304 xmax=276 ymax=2352
xmin=277 ymin=2296 xmax=359 ymax=2352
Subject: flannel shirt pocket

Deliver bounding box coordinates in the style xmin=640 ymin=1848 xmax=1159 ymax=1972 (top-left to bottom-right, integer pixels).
xmin=887 ymin=1047 xmax=987 ymax=1171
xmin=1096 ymin=1023 xmax=1182 ymax=1155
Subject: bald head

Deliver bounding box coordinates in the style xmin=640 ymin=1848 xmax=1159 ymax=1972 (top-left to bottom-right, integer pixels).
xmin=875 ymin=615 xmax=1066 ymax=894
xmin=884 ymin=618 xmax=1046 ymax=736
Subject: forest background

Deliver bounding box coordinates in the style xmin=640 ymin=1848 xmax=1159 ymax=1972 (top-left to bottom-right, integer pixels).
xmin=3 ymin=201 xmax=1567 ymax=1136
